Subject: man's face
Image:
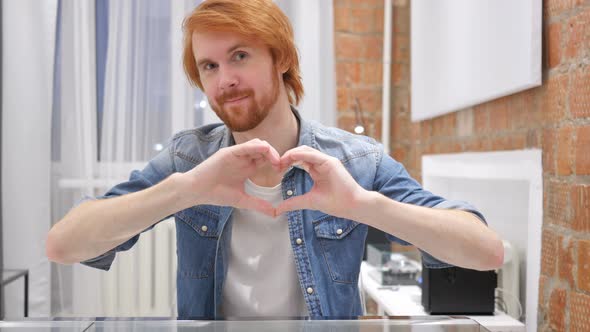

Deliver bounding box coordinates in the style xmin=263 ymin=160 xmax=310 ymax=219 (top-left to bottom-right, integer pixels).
xmin=192 ymin=31 xmax=281 ymax=132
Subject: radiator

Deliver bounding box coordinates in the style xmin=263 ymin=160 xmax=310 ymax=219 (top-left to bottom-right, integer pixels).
xmin=56 ymin=169 xmax=178 ymax=317
xmin=101 ymin=218 xmax=177 ymax=317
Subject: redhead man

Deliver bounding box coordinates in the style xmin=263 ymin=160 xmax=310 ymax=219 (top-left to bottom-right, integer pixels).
xmin=47 ymin=0 xmax=503 ymax=319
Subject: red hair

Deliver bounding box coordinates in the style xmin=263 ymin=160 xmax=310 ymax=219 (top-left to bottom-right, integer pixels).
xmin=182 ymin=0 xmax=304 ymax=105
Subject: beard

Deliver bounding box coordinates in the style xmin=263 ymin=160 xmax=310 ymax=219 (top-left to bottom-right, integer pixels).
xmin=211 ymin=73 xmax=280 ymax=132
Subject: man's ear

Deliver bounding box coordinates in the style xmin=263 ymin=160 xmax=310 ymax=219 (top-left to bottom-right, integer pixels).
xmin=275 ymin=60 xmax=289 ymax=75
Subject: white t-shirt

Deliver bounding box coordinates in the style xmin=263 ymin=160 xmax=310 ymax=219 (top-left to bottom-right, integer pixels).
xmin=220 ymin=179 xmax=309 ymax=317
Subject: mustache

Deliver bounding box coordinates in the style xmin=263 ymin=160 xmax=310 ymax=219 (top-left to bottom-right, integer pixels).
xmin=216 ymin=89 xmax=254 ymax=104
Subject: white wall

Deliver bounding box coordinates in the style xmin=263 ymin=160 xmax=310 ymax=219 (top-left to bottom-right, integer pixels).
xmin=2 ymin=0 xmax=58 ymax=317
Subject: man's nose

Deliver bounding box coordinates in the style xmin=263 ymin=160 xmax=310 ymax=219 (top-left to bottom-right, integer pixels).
xmin=218 ymin=67 xmax=239 ymax=90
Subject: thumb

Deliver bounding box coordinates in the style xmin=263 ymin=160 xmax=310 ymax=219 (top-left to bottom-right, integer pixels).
xmin=276 ymin=194 xmax=313 ymax=215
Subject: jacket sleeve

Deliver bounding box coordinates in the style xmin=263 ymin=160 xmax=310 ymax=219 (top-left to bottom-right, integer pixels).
xmin=373 ymin=152 xmax=487 ymax=268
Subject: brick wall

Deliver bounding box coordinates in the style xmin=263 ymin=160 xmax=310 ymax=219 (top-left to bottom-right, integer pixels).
xmin=333 ymin=0 xmax=590 ymax=330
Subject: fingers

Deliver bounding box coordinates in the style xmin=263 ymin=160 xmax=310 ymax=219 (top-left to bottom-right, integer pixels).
xmin=232 ymin=139 xmax=281 ymax=170
xmin=280 ymin=146 xmax=339 ymax=178
xmin=236 ymin=193 xmax=277 ymax=217
xmin=275 ymin=194 xmax=313 ymax=215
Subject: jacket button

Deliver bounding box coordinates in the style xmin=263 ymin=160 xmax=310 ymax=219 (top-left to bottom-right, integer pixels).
xmin=296 ymin=238 xmax=303 ymax=245
xmin=336 ymin=228 xmax=343 ymax=235
xmin=286 ymin=190 xmax=294 ymax=196
xmin=306 ymin=287 xmax=314 ymax=294
xmin=201 ymin=225 xmax=208 ymax=232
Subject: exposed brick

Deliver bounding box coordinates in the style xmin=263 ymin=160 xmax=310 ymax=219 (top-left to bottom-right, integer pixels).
xmin=489 ymin=133 xmax=527 ymax=151
xmin=556 ymin=126 xmax=574 ymax=175
xmin=351 ymin=8 xmax=375 ymax=33
xmin=392 ymin=147 xmax=406 ymax=163
xmin=350 ymin=0 xmax=382 ymax=7
xmin=351 ymin=87 xmax=382 ymax=114
xmin=491 ymin=136 xmax=511 ymax=151
xmin=431 ymin=113 xmax=456 ymax=138
xmin=361 ymin=62 xmax=383 ymax=86
xmin=336 ymin=62 xmax=361 ymax=86
xmin=541 ymin=74 xmax=569 ymax=125
xmin=549 ymin=288 xmax=567 ymax=332
xmin=465 ymin=139 xmax=490 ymax=152
xmin=558 ymin=237 xmax=575 ymax=286
xmin=334 ymin=6 xmax=351 ymax=32
xmin=371 ymin=115 xmax=382 ymax=140
xmin=570 ymin=66 xmax=590 ymax=119
xmin=333 ymin=0 xmax=350 ymax=8
xmin=410 ymin=122 xmax=421 ymax=142
xmin=544 ymin=0 xmax=584 ymax=18
xmin=393 ymin=0 xmax=408 ymax=7
xmin=570 ymin=291 xmax=590 ymax=332
xmin=571 ymin=185 xmax=590 ymax=233
xmin=335 ymin=34 xmax=365 ymax=59
xmin=546 ymin=180 xmax=570 ymax=228
xmin=565 ymin=7 xmax=590 ymax=60
xmin=392 ymin=63 xmax=405 ymax=86
xmin=364 ymin=36 xmax=384 ymax=60
xmin=337 ymin=87 xmax=351 ymax=111
xmin=539 ymin=274 xmax=549 ymax=310
xmin=526 ymin=129 xmax=541 ymax=148
xmin=488 ymin=97 xmax=510 ymax=132
xmin=392 ymin=88 xmax=409 ymax=112
xmin=542 ymin=129 xmax=557 ymax=175
xmin=456 ymin=108 xmax=474 ymax=137
xmin=541 ymin=228 xmax=559 ymax=277
xmin=420 ymin=121 xmax=432 ymax=143
xmin=473 ymin=104 xmax=489 ymax=134
xmin=393 ymin=6 xmax=409 ymax=34
xmin=392 ymin=110 xmax=410 ymax=143
xmin=576 ymin=126 xmax=590 ymax=175
xmin=546 ymin=22 xmax=562 ymax=69
xmin=578 ymin=240 xmax=590 ymax=293
xmin=510 ymin=90 xmax=538 ymax=130
xmin=374 ymin=7 xmax=384 ymax=34
xmin=337 ymin=113 xmax=358 ymax=134
xmin=510 ymin=132 xmax=528 ymax=149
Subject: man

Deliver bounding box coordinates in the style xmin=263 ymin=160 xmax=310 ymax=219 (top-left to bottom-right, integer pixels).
xmin=46 ymin=0 xmax=503 ymax=319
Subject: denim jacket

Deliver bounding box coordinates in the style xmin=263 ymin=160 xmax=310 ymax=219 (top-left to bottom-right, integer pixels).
xmin=82 ymin=108 xmax=486 ymax=318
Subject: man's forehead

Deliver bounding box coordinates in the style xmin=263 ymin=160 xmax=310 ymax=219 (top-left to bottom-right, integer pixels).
xmin=192 ymin=31 xmax=258 ymax=58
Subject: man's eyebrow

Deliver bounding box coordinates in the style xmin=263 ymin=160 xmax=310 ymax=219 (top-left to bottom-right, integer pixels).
xmin=227 ymin=43 xmax=248 ymax=54
xmin=196 ymin=44 xmax=250 ymax=68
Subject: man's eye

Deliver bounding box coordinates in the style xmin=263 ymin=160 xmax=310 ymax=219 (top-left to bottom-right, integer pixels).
xmin=204 ymin=63 xmax=217 ymax=71
xmin=233 ymin=52 xmax=248 ymax=61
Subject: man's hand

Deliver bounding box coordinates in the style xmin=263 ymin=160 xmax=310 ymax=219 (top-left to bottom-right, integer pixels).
xmin=182 ymin=138 xmax=281 ymax=216
xmin=276 ymin=145 xmax=367 ymax=218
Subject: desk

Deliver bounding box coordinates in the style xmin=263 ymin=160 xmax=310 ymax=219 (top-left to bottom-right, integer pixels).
xmin=360 ymin=262 xmax=525 ymax=332
xmin=0 ymin=316 xmax=492 ymax=331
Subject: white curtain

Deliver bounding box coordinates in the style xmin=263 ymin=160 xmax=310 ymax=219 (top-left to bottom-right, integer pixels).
xmin=50 ymin=0 xmax=202 ymax=317
xmin=50 ymin=0 xmax=101 ymax=316
xmin=275 ymin=0 xmax=336 ymax=126
xmin=2 ymin=0 xmax=58 ymax=317
xmin=101 ymin=0 xmax=204 ymax=163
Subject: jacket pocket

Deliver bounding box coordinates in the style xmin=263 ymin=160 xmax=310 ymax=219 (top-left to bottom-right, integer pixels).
xmin=175 ymin=205 xmax=221 ymax=279
xmin=313 ymin=214 xmax=365 ymax=284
